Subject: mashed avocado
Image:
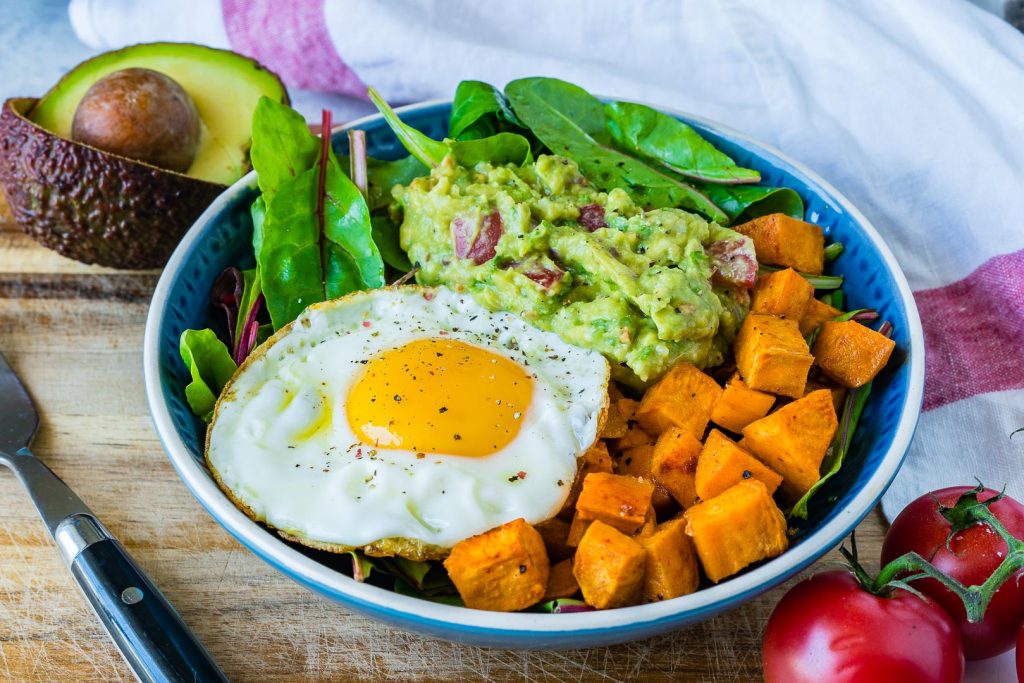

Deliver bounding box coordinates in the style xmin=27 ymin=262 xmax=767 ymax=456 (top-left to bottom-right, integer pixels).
xmin=392 ymin=154 xmax=754 ymax=385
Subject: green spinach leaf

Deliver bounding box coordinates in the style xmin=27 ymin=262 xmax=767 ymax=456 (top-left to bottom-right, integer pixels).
xmin=371 ymin=215 xmax=412 ymax=271
xmin=449 ymin=80 xmax=526 ymax=140
xmin=179 ymin=329 xmax=237 ymax=422
xmin=366 ymin=154 xmax=428 ymax=210
xmin=700 ymin=183 xmax=804 ymax=223
xmin=604 ymin=101 xmax=760 ymax=184
xmin=368 ymin=87 xmax=532 ymax=168
xmin=504 ymin=77 xmax=728 ymax=223
xmin=368 ymin=88 xmax=449 ymax=166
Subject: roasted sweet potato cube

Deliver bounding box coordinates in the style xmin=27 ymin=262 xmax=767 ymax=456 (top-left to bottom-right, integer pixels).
xmin=799 ymin=297 xmax=843 ymax=336
xmin=752 ymin=268 xmax=814 ymax=321
xmin=583 ymin=441 xmax=614 ymax=473
xmin=683 ymin=480 xmax=789 ymax=583
xmin=535 ymin=517 xmax=574 ymax=562
xmin=559 ymin=441 xmax=614 ymax=517
xmin=615 ymin=423 xmax=655 ymax=450
xmin=601 ymin=398 xmax=629 ymax=438
xmin=638 ymin=518 xmax=699 ymax=602
xmin=566 ymin=512 xmax=593 ymax=548
xmin=741 ymin=389 xmax=839 ymax=499
xmin=812 ymin=320 xmax=896 ymax=388
xmin=650 ymin=427 xmax=702 ymax=508
xmin=734 ymin=213 xmax=825 ymax=274
xmin=443 ymin=518 xmax=550 ymax=611
xmin=636 ymin=362 xmax=722 ymax=437
xmin=617 ymin=444 xmax=653 ymax=478
xmin=804 ymin=379 xmax=848 ymax=414
xmin=710 ymin=372 xmax=776 ymax=434
xmin=574 ymin=520 xmax=647 ymax=609
xmin=696 ymin=429 xmax=783 ymax=501
xmin=617 ymin=397 xmax=640 ymax=421
xmin=544 ymin=559 xmax=580 ymax=601
xmin=575 ymin=472 xmax=655 ymax=535
xmin=615 ymin=445 xmax=675 ymax=513
xmin=734 ymin=313 xmax=814 ymax=398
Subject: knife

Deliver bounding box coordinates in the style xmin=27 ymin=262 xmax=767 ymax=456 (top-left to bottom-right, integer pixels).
xmin=0 ymin=351 xmax=228 ymax=683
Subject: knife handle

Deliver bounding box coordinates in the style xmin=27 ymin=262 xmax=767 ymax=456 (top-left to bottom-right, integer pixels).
xmin=60 ymin=516 xmax=228 ymax=683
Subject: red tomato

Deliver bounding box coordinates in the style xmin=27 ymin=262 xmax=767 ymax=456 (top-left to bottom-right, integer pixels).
xmin=762 ymin=571 xmax=963 ymax=683
xmin=881 ymin=486 xmax=1024 ymax=660
xmin=1017 ymin=624 xmax=1023 ymax=682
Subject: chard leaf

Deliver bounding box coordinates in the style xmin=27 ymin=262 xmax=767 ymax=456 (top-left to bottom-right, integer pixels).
xmin=234 ymin=268 xmax=262 ymax=351
xmin=605 ymin=101 xmax=760 ymax=184
xmin=321 ymin=148 xmax=385 ymax=299
xmin=345 ymin=551 xmax=379 ymax=582
xmin=179 ymin=329 xmax=237 ymax=422
xmin=504 ymin=77 xmax=727 ymax=223
xmin=250 ymin=96 xmax=320 ymax=202
xmin=257 ymin=167 xmax=330 ymax=329
xmin=252 ymin=104 xmax=384 ymax=331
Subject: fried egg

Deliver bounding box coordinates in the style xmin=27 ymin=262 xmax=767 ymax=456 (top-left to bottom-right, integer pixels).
xmin=206 ymin=286 xmax=609 ymax=559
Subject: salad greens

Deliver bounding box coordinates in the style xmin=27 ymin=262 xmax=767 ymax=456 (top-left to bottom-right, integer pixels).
xmin=180 ymin=328 xmax=237 ymax=422
xmin=253 ymin=104 xmax=384 ymax=330
xmin=604 ymin=101 xmax=761 ymax=184
xmin=448 ymin=79 xmax=528 ymax=141
xmin=368 ymin=87 xmax=532 ymax=168
xmin=701 ymin=183 xmax=804 ymax=223
xmin=503 ymin=77 xmax=730 ymax=223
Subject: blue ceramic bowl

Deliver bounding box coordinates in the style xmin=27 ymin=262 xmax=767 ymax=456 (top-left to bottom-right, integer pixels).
xmin=143 ymin=100 xmax=924 ymax=649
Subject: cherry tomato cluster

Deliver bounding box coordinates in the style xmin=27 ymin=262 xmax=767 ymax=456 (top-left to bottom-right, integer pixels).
xmin=763 ymin=486 xmax=1024 ymax=683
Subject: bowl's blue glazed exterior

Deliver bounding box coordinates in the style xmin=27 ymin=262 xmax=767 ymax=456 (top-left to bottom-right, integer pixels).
xmin=143 ymin=100 xmax=924 ymax=649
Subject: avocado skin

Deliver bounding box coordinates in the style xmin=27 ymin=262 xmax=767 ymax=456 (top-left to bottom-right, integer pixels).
xmin=0 ymin=97 xmax=224 ymax=268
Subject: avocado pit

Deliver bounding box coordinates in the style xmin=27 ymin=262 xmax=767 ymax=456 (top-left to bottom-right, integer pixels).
xmin=71 ymin=67 xmax=201 ymax=173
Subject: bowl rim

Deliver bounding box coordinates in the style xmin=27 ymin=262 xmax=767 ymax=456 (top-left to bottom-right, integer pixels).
xmin=143 ymin=98 xmax=925 ymax=637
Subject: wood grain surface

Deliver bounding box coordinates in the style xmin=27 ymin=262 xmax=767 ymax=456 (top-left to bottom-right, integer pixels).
xmin=0 ymin=219 xmax=890 ymax=682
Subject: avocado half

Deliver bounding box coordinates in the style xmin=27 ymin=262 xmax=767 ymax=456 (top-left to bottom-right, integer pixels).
xmin=0 ymin=43 xmax=288 ymax=268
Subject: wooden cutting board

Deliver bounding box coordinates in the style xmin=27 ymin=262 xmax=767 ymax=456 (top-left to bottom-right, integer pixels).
xmin=0 ymin=219 xmax=888 ymax=682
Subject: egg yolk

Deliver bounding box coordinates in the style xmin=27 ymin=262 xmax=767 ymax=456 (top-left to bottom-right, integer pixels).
xmin=346 ymin=338 xmax=533 ymax=457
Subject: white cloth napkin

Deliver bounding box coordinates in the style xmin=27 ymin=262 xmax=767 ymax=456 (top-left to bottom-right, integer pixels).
xmin=67 ymin=1 xmax=1024 ymax=673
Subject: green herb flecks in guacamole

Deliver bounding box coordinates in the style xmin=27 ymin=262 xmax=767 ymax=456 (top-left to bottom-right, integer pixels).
xmin=393 ymin=154 xmax=755 ymax=385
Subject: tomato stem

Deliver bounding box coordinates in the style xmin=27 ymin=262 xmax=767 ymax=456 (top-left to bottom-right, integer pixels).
xmin=870 ymin=484 xmax=1024 ymax=623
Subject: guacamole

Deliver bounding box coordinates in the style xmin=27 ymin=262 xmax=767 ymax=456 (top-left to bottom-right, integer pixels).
xmin=392 ymin=154 xmax=755 ymax=385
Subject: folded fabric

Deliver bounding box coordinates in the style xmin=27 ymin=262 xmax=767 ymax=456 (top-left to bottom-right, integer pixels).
xmin=70 ymin=0 xmax=1024 ymax=540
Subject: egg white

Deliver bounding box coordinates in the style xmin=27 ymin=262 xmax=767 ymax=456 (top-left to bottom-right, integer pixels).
xmin=206 ymin=286 xmax=609 ymax=554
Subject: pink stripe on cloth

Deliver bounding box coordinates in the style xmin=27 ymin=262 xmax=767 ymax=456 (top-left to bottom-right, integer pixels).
xmin=221 ymin=0 xmax=366 ymax=98
xmin=916 ymin=249 xmax=1024 ymax=411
